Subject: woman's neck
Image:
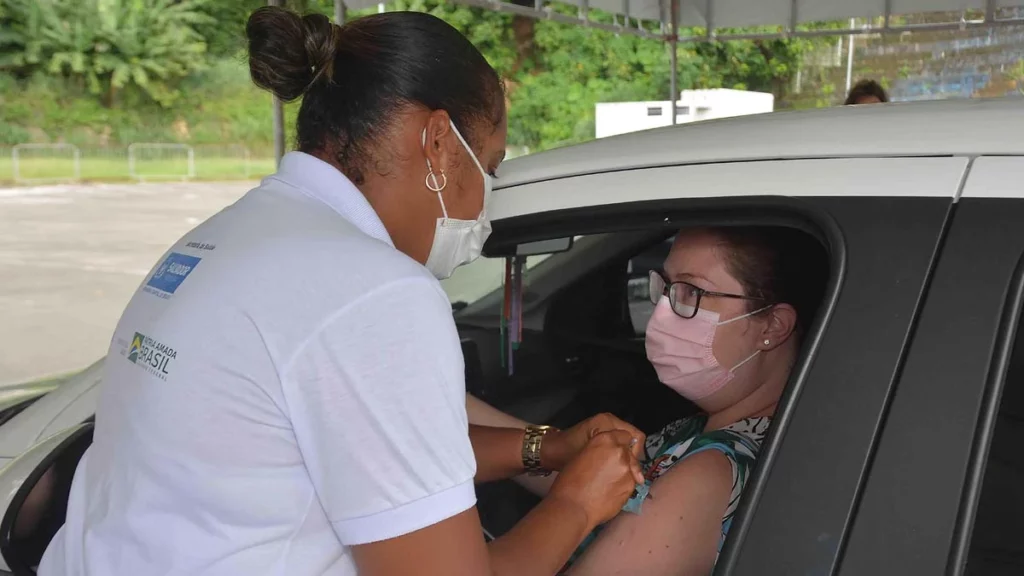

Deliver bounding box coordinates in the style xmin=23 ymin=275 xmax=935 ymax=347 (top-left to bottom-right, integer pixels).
xmin=704 ymin=347 xmax=794 ymax=431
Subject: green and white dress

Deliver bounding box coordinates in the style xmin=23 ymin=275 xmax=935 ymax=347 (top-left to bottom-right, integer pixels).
xmin=563 ymin=414 xmax=771 ymax=572
xmin=641 ymin=414 xmax=771 ymax=552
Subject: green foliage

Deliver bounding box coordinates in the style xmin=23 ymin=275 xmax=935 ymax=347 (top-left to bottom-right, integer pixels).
xmin=511 ymin=15 xmax=673 ymax=150
xmin=1012 ymin=60 xmax=1024 ymax=95
xmin=192 ymin=0 xmax=265 ymax=58
xmin=0 ymin=63 xmax=283 ymax=149
xmin=0 ymin=0 xmax=212 ymax=107
xmin=0 ymin=0 xmax=837 ymax=153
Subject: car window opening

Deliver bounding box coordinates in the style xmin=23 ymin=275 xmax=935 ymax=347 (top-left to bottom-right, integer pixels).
xmin=470 ymin=222 xmax=831 ymax=573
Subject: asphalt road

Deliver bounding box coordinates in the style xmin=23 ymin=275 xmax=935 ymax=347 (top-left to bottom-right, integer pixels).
xmin=0 ymin=181 xmax=254 ymax=385
xmin=0 ymin=180 xmax=512 ymax=386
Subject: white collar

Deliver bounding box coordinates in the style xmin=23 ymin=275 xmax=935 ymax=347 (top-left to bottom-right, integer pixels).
xmin=266 ymin=151 xmax=394 ymax=247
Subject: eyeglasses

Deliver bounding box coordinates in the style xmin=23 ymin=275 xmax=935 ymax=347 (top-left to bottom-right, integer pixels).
xmin=648 ymin=270 xmax=767 ymax=319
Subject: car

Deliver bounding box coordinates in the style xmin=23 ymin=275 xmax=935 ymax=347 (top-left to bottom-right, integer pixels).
xmin=2 ymin=97 xmax=1024 ymax=576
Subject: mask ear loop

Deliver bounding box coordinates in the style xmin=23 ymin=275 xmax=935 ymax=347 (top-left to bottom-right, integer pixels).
xmin=424 ymin=161 xmax=449 ymax=220
xmin=715 ymin=303 xmax=774 ymax=326
xmin=730 ymin=349 xmax=761 ymax=373
xmin=422 ymin=129 xmax=449 ymax=218
xmin=721 ymin=303 xmax=774 ymax=373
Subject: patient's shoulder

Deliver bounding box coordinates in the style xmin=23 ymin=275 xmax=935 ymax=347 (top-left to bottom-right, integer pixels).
xmin=651 ymin=449 xmax=732 ymax=501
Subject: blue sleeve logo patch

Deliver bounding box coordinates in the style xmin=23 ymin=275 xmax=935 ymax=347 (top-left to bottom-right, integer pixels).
xmin=146 ymin=252 xmax=202 ymax=296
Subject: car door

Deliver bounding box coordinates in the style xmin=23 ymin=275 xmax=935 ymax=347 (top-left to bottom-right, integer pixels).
xmin=836 ymin=156 xmax=1024 ymax=576
xmin=476 ymin=155 xmax=968 ymax=575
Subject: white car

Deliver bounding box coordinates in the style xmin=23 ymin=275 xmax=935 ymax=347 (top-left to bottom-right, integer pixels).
xmin=3 ymin=98 xmax=1024 ymax=575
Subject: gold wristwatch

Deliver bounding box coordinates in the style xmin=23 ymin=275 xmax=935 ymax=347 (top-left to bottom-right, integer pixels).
xmin=522 ymin=424 xmax=554 ymax=476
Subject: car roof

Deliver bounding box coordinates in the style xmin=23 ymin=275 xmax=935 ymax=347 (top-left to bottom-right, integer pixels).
xmin=495 ymin=97 xmax=1024 ymax=190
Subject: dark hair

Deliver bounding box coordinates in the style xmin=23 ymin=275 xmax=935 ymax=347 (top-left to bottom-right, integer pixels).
xmin=246 ymin=8 xmax=503 ymax=184
xmin=707 ymin=226 xmax=829 ymax=339
xmin=844 ymin=79 xmax=889 ymax=105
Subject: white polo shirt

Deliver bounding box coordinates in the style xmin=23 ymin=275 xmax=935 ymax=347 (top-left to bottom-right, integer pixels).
xmin=40 ymin=152 xmax=478 ymax=576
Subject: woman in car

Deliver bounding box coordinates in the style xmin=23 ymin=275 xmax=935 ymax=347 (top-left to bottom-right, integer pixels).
xmin=469 ymin=225 xmax=828 ymax=575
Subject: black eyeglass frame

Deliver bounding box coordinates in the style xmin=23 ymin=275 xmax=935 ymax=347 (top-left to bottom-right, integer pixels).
xmin=648 ymin=269 xmax=768 ymax=319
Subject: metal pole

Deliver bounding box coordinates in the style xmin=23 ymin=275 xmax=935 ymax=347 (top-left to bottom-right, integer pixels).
xmin=272 ymin=98 xmax=285 ymax=166
xmin=669 ymin=0 xmax=679 ymax=125
xmin=269 ymin=0 xmax=285 ymax=167
xmin=334 ymin=0 xmax=346 ymax=24
xmin=845 ymin=18 xmax=856 ymax=94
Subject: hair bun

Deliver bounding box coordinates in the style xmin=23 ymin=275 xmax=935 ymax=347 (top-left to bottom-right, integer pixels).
xmin=247 ymin=7 xmax=338 ymax=102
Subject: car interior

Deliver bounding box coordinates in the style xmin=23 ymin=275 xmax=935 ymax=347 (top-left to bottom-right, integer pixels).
xmin=0 ymin=222 xmax=829 ymax=572
xmin=467 ymin=224 xmax=829 ymax=539
xmin=468 ymin=230 xmax=701 ymax=537
xmin=0 ymin=420 xmax=94 ymax=575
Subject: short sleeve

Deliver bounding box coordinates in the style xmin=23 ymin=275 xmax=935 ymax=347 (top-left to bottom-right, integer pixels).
xmin=280 ymin=277 xmax=477 ymax=546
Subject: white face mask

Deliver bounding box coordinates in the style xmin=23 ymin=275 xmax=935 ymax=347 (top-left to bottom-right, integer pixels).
xmin=422 ymin=120 xmax=493 ymax=280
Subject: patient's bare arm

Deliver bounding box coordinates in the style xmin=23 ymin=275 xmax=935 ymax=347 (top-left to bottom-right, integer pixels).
xmin=566 ymin=450 xmax=732 ymax=576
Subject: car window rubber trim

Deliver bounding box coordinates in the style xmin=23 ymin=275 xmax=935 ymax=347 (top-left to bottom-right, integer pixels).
xmin=945 ymin=249 xmax=1024 ymax=576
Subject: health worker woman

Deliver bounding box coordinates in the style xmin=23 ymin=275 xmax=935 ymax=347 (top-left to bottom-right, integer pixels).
xmin=39 ymin=7 xmax=644 ymax=576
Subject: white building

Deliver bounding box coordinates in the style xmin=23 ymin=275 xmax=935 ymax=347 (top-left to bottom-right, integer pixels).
xmin=595 ymin=89 xmax=775 ymax=139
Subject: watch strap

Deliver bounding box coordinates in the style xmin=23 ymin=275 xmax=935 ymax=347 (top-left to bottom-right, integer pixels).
xmin=522 ymin=424 xmax=553 ymax=476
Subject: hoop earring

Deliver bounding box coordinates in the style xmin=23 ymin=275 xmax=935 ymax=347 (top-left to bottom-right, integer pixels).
xmin=425 ymin=169 xmax=447 ymax=192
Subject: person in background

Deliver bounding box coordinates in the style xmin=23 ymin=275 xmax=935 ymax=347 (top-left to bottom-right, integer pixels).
xmin=844 ymin=79 xmax=889 ymax=105
xmin=470 ymin=226 xmax=829 ymax=576
xmin=39 ymin=7 xmax=645 ymax=576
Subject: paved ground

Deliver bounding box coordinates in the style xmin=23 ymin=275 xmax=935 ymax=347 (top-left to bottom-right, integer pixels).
xmin=0 ymin=179 xmax=523 ymax=386
xmin=0 ymin=181 xmax=255 ymax=385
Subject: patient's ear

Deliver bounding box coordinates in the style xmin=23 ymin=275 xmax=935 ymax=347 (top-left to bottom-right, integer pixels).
xmin=759 ymin=304 xmax=796 ymax=350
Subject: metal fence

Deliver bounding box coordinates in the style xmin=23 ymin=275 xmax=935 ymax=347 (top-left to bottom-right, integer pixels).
xmin=128 ymin=143 xmax=195 ymax=182
xmin=0 ymin=142 xmax=527 ymax=186
xmin=12 ymin=143 xmax=81 ymax=184
xmin=0 ymin=143 xmax=277 ymax=186
xmin=0 ymin=147 xmax=10 ymax=183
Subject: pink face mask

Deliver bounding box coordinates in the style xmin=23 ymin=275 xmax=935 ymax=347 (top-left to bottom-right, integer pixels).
xmin=645 ymin=296 xmax=769 ymax=402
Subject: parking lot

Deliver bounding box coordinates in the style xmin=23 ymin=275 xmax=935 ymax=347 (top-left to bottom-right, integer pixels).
xmin=0 ymin=181 xmax=254 ymax=385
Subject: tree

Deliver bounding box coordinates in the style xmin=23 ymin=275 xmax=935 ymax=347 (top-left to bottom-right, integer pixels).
xmin=505 ymin=11 xmax=832 ymax=151
xmin=0 ymin=0 xmax=212 ymax=107
xmin=0 ymin=0 xmax=835 ymax=151
xmin=192 ymin=0 xmax=265 ymax=58
xmin=1012 ymin=59 xmax=1024 ymax=96
xmin=510 ymin=14 xmax=676 ymax=150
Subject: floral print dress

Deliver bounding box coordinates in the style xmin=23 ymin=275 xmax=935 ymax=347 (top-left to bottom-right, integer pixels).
xmin=562 ymin=414 xmax=772 ymax=572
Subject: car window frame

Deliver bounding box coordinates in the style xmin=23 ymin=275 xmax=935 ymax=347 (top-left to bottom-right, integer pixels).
xmin=488 ymin=155 xmax=966 ymax=574
xmin=479 ymin=190 xmax=847 ymax=570
xmin=950 ymin=251 xmax=1024 ymax=573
